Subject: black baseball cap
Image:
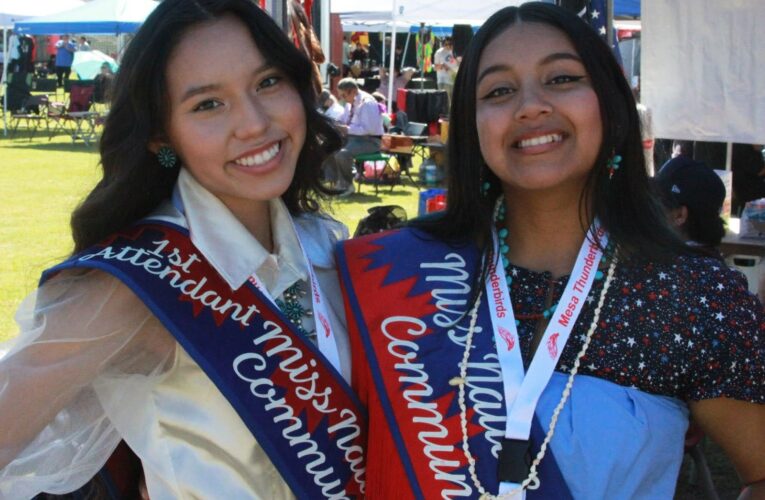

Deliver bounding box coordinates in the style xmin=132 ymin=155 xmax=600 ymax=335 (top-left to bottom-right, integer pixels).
xmin=655 ymin=156 xmax=726 ymax=215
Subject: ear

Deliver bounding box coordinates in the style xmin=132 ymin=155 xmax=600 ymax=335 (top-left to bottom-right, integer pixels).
xmin=671 ymin=205 xmax=689 ymax=227
xmin=147 ymin=140 xmax=166 ymax=155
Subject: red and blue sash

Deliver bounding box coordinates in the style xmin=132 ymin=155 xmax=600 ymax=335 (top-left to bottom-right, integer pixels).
xmin=337 ymin=228 xmax=571 ymax=499
xmin=42 ymin=221 xmax=366 ymax=499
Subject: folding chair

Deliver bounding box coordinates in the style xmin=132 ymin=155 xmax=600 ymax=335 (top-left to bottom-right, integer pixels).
xmin=48 ymin=83 xmax=98 ymax=143
xmin=10 ymin=95 xmax=50 ymax=141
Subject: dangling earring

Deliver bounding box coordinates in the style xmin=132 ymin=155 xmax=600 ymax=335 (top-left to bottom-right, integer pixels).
xmin=157 ymin=146 xmax=178 ymax=169
xmin=607 ymin=151 xmax=622 ymax=179
xmin=480 ymin=166 xmax=492 ymax=196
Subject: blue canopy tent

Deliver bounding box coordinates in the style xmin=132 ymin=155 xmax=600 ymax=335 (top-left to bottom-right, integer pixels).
xmin=614 ymin=0 xmax=640 ymax=17
xmin=14 ymin=0 xmax=158 ymax=35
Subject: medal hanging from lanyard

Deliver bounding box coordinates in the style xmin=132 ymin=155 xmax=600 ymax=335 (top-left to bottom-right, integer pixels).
xmin=483 ymin=219 xmax=608 ymax=498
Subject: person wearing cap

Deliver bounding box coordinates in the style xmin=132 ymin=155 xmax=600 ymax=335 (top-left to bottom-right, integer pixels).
xmin=655 ymin=157 xmax=727 ymax=256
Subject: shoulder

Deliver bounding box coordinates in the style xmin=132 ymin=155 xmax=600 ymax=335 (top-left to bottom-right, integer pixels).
xmin=630 ymin=252 xmax=762 ymax=333
xmin=633 ymin=253 xmax=752 ymax=303
xmin=294 ymin=213 xmax=348 ymax=268
xmin=671 ymin=254 xmax=750 ymax=295
xmin=29 ymin=268 xmax=159 ymax=347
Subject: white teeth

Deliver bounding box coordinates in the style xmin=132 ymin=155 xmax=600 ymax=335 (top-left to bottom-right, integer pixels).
xmin=234 ymin=142 xmax=280 ymax=166
xmin=517 ymin=134 xmax=563 ymax=149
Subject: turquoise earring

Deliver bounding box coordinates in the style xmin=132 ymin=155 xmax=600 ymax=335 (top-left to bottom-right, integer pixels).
xmin=157 ymin=146 xmax=178 ymax=169
xmin=607 ymin=151 xmax=622 ymax=179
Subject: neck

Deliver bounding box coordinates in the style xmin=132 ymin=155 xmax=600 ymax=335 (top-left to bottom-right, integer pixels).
xmin=226 ymin=198 xmax=274 ymax=253
xmin=501 ymin=187 xmax=591 ymax=279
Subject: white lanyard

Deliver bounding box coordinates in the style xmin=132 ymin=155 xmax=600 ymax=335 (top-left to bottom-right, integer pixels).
xmin=484 ymin=223 xmax=607 ymax=497
xmin=248 ymin=219 xmax=342 ymax=373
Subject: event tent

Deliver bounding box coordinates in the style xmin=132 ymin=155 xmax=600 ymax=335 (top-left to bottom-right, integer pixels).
xmin=642 ymin=0 xmax=764 ymax=147
xmin=333 ymin=0 xmax=639 ymax=25
xmin=2 ymin=0 xmax=85 ymax=135
xmin=1 ymin=0 xmax=84 ymax=28
xmin=14 ymin=0 xmax=158 ymax=35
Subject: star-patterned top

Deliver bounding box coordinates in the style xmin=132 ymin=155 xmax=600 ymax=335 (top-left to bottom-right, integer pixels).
xmin=509 ymin=253 xmax=765 ymax=403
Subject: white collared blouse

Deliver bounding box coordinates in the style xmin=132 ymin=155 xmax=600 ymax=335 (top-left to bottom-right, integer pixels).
xmin=0 ymin=169 xmax=349 ymax=499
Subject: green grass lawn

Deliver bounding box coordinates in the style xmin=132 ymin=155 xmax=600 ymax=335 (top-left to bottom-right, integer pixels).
xmin=0 ymin=123 xmax=422 ymax=342
xmin=0 ymin=130 xmax=103 ymax=342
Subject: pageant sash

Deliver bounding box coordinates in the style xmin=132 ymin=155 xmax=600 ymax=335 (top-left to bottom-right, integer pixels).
xmin=487 ymin=224 xmax=607 ymax=497
xmin=42 ymin=222 xmax=366 ymax=499
xmin=337 ymin=228 xmax=572 ymax=499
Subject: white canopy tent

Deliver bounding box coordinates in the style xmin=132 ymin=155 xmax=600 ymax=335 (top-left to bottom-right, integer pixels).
xmin=642 ymin=0 xmax=765 ymax=164
xmin=330 ymin=0 xmax=524 ymax=105
xmin=332 ymin=0 xmax=517 ymax=25
xmin=0 ymin=0 xmax=84 ymax=28
xmin=13 ymin=0 xmax=158 ymax=35
xmin=2 ymin=0 xmax=84 ymax=135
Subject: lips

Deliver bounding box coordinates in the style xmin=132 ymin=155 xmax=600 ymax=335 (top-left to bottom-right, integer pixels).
xmin=514 ymin=133 xmax=564 ymax=149
xmin=233 ymin=141 xmax=281 ymax=167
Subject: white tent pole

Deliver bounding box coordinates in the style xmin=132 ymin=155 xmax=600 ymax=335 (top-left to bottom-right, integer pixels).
xmin=387 ymin=24 xmax=396 ymax=107
xmin=386 ymin=0 xmax=399 ymax=108
xmin=2 ymin=27 xmax=8 ymax=136
xmin=725 ymin=142 xmax=733 ymax=171
xmin=402 ymin=30 xmax=411 ymax=69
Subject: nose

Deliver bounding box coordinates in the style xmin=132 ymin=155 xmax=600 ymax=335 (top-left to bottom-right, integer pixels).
xmin=233 ymin=95 xmax=269 ymax=140
xmin=513 ymin=86 xmax=552 ymax=121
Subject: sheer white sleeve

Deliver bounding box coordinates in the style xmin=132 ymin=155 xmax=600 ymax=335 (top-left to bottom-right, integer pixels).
xmin=0 ymin=270 xmax=176 ymax=498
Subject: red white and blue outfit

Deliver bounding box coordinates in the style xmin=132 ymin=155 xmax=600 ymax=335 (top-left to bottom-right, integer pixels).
xmin=336 ymin=227 xmax=765 ymax=499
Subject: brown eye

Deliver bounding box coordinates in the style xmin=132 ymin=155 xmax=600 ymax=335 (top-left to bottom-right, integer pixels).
xmin=481 ymin=86 xmax=515 ymax=100
xmin=547 ymin=75 xmax=585 ymax=85
xmin=257 ymin=75 xmax=282 ymax=91
xmin=192 ymin=99 xmax=222 ymax=112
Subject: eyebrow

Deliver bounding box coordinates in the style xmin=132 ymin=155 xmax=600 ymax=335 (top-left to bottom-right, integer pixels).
xmin=477 ymin=52 xmax=583 ymax=85
xmin=179 ymin=63 xmax=275 ymax=103
xmin=180 ymin=84 xmax=220 ymax=103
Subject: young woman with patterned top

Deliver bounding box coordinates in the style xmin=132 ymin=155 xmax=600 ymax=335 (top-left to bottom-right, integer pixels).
xmin=336 ymin=3 xmax=764 ymax=498
xmin=0 ymin=0 xmax=366 ymax=498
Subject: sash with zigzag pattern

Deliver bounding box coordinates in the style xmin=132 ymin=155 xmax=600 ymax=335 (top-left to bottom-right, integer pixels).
xmin=337 ymin=227 xmax=570 ymax=499
xmin=42 ymin=221 xmax=366 ymax=499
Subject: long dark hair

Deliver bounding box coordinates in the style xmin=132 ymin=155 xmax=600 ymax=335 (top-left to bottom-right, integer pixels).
xmin=71 ymin=0 xmax=341 ymax=253
xmin=417 ymin=2 xmax=688 ymax=263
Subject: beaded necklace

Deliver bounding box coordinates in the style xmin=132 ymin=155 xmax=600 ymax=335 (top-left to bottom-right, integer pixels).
xmin=494 ymin=202 xmax=606 ymax=325
xmin=450 ymin=198 xmax=618 ymax=499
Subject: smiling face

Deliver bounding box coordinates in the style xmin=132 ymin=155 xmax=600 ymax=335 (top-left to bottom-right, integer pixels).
xmin=475 ymin=22 xmax=602 ymax=197
xmin=163 ymin=14 xmax=306 ymax=218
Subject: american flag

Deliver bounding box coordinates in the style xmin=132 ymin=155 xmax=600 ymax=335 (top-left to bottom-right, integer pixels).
xmin=580 ymin=0 xmax=623 ymax=65
xmin=583 ymin=0 xmax=609 ymax=39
